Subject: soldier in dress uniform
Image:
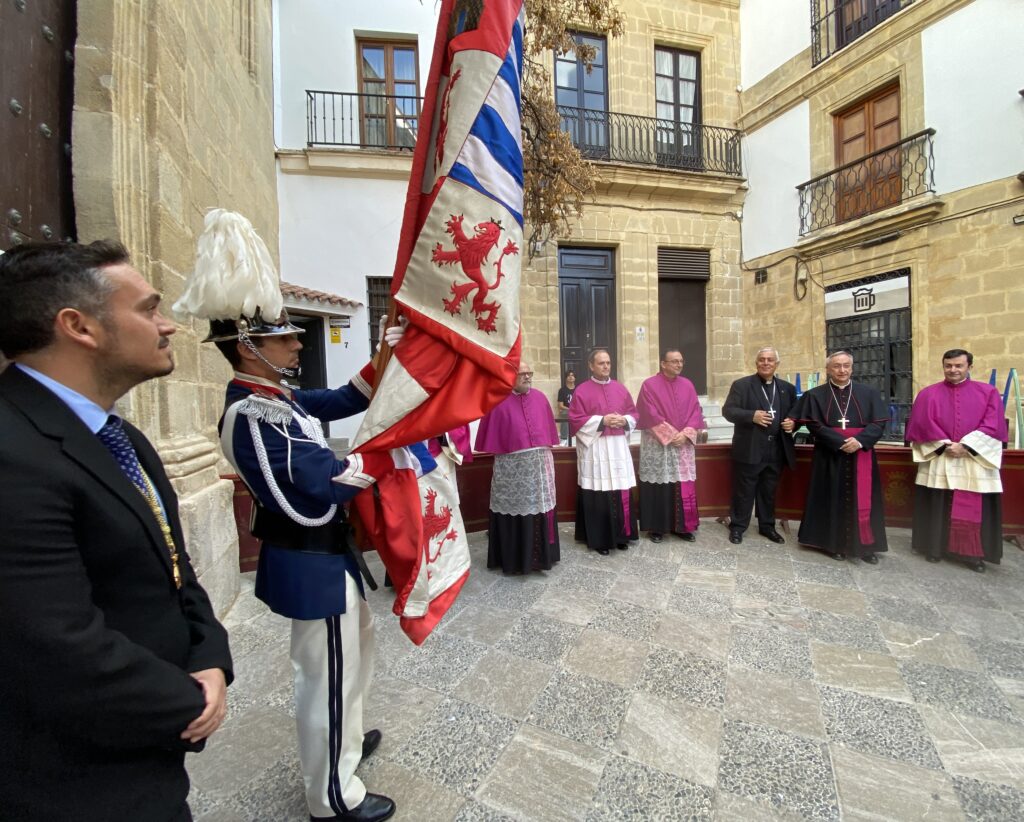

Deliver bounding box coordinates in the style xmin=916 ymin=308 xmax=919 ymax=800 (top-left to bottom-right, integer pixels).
xmin=175 ymin=210 xmax=404 ymax=822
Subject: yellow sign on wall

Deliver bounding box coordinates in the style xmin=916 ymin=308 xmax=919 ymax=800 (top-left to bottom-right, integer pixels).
xmin=330 ymin=327 xmax=342 ymax=344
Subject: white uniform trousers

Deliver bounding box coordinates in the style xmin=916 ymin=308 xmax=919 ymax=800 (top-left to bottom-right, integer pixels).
xmin=291 ymin=572 xmax=376 ymax=818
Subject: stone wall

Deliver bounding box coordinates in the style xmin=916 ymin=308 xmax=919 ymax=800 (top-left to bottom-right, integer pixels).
xmin=741 ymin=177 xmax=1024 ymax=392
xmin=73 ymin=0 xmax=279 ymax=615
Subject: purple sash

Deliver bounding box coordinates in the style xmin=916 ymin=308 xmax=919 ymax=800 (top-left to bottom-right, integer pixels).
xmin=680 ymin=480 xmax=699 ymax=532
xmin=837 ymin=427 xmax=874 ymax=545
xmin=949 ymin=490 xmax=984 ymax=558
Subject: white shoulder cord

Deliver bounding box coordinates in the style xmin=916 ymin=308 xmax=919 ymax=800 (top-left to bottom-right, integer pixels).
xmin=246 ymin=412 xmax=337 ymax=528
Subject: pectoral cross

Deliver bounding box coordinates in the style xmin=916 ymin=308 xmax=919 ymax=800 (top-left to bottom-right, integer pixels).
xmin=837 ymin=416 xmax=849 ymax=430
xmin=767 ymin=409 xmax=775 ymax=419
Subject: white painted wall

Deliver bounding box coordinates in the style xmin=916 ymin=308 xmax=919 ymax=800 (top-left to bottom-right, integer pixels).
xmin=273 ymin=0 xmax=440 ymax=442
xmin=740 ymin=0 xmax=811 ymax=89
xmin=274 ymin=0 xmax=439 ymax=149
xmin=741 ymin=100 xmax=810 ymax=260
xmin=922 ymin=0 xmax=1024 ymax=195
xmin=277 ymin=171 xmax=411 ymax=442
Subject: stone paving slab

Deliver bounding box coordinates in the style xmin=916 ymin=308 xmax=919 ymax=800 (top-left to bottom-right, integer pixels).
xmin=189 ymin=522 xmax=1024 ymax=821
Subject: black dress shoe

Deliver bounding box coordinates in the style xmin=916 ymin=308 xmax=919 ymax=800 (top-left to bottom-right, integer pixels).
xmin=729 ymin=528 xmax=743 ymax=545
xmin=596 ymin=547 xmax=610 ymax=555
xmin=311 ymin=792 xmax=396 ymax=822
xmin=680 ymin=532 xmax=696 ymax=542
xmin=830 ymin=551 xmax=847 ymax=561
xmin=616 ymin=543 xmax=629 ymax=550
xmin=758 ymin=527 xmax=785 ymax=544
xmin=926 ymin=556 xmax=941 ymax=564
xmin=361 ymin=729 xmax=382 ymax=761
xmin=649 ymin=532 xmax=663 ymax=543
xmin=972 ymin=561 xmax=986 ymax=573
xmin=861 ymin=553 xmax=879 ymax=565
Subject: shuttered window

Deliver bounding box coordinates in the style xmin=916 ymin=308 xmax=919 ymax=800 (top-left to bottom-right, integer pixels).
xmin=657 ymin=247 xmax=710 ymax=280
xmin=834 ymin=84 xmax=901 ymax=223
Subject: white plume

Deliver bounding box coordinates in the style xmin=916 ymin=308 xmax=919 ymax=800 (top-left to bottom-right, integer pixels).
xmin=173 ymin=209 xmax=283 ymax=322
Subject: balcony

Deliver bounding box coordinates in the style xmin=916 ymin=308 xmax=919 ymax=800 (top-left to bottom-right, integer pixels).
xmin=306 ymin=90 xmax=422 ymax=149
xmin=811 ymin=0 xmax=915 ymax=66
xmin=557 ymin=105 xmax=743 ymax=176
xmin=797 ymin=129 xmax=935 ymax=235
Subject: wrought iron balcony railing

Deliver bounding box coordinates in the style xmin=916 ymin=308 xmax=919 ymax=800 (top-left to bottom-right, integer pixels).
xmin=304 ymin=91 xmax=744 ymax=177
xmin=811 ymin=0 xmax=914 ymax=66
xmin=306 ymin=90 xmax=423 ymax=149
xmin=557 ymin=105 xmax=743 ymax=176
xmin=797 ymin=128 xmax=935 ymax=235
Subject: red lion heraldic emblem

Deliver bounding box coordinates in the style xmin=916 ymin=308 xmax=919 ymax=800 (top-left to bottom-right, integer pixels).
xmin=423 ymin=487 xmax=458 ymax=566
xmin=432 ymin=213 xmax=519 ymax=333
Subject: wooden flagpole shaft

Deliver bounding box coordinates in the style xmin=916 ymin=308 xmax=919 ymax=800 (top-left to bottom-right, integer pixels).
xmin=370 ymin=298 xmax=400 ymax=398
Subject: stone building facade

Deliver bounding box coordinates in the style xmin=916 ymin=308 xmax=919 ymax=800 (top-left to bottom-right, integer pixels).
xmin=739 ymin=0 xmax=1024 ymax=439
xmin=523 ymin=0 xmax=747 ymax=404
xmin=71 ymin=0 xmax=280 ymax=613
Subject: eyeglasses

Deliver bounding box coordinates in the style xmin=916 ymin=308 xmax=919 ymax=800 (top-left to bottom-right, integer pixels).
xmin=519 ymin=372 xmax=534 ymax=378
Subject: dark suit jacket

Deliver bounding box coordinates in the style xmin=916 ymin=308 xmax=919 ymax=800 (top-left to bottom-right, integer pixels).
xmin=722 ymin=374 xmax=797 ymax=469
xmin=0 ymin=366 xmax=233 ymax=822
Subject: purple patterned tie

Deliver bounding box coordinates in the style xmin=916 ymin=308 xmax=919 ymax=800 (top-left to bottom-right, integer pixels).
xmin=96 ymin=415 xmax=183 ymax=588
xmin=96 ymin=415 xmax=148 ymax=494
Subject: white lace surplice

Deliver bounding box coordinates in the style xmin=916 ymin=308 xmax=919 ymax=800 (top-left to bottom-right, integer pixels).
xmin=638 ymin=429 xmax=696 ymax=484
xmin=490 ymin=447 xmax=557 ymax=516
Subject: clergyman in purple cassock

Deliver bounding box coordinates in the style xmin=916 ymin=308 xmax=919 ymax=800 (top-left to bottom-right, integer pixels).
xmin=569 ymin=349 xmax=639 ymax=555
xmin=475 ymin=363 xmax=561 ymax=574
xmin=636 ymin=350 xmax=707 ymax=543
xmin=905 ymin=349 xmax=1007 ymax=571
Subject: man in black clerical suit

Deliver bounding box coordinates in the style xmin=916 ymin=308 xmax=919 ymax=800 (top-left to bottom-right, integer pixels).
xmin=0 ymin=242 xmax=232 ymax=822
xmin=791 ymin=350 xmax=889 ymax=563
xmin=723 ymin=347 xmax=797 ymax=544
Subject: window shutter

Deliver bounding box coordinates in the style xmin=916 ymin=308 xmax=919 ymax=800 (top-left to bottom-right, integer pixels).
xmin=657 ymin=247 xmax=710 ymax=280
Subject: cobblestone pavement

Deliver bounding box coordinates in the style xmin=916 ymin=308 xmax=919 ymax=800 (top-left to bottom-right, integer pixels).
xmin=187 ymin=522 xmax=1024 ymax=821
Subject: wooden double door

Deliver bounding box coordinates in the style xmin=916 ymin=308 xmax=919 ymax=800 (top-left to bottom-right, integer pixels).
xmin=558 ymin=248 xmax=616 ymax=382
xmin=1 ymin=0 xmax=76 ymax=247
xmin=557 ymin=247 xmax=708 ymax=395
xmin=835 ymin=84 xmax=901 ymax=224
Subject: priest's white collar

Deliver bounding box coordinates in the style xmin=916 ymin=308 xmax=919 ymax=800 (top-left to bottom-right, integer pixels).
xmin=590 ymin=376 xmax=611 ymax=385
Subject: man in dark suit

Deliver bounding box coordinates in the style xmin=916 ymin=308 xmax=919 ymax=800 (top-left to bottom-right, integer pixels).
xmin=722 ymin=347 xmax=797 ymax=544
xmin=0 ymin=241 xmax=233 ymax=822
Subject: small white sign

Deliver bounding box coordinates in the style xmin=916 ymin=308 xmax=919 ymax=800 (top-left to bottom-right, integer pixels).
xmin=825 ymin=274 xmax=909 ymax=320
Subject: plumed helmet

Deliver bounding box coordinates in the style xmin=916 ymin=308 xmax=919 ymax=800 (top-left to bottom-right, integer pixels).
xmin=173 ymin=209 xmax=303 ymax=342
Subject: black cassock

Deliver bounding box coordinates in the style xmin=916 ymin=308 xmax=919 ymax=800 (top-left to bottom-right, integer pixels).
xmin=794 ymin=382 xmax=889 ymax=557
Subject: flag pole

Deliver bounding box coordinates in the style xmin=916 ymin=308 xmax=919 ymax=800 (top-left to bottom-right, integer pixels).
xmin=370 ymin=298 xmax=400 ymax=396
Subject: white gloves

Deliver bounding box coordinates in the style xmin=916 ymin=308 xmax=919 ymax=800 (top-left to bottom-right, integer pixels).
xmin=378 ymin=314 xmax=408 ymax=350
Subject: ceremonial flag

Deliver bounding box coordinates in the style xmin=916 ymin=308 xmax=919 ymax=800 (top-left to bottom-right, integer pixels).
xmin=352 ymin=0 xmax=525 ymax=453
xmin=351 ymin=0 xmax=526 ymax=644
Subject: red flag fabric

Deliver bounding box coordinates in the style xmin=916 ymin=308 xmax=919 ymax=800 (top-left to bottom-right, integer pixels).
xmin=351 ymin=0 xmax=526 ymax=645
xmin=350 ymin=445 xmax=470 ymax=646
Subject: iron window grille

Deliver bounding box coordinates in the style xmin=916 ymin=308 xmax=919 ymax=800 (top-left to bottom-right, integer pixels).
xmin=825 ymin=270 xmax=912 ymax=442
xmin=366 ymin=276 xmax=393 ymax=352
